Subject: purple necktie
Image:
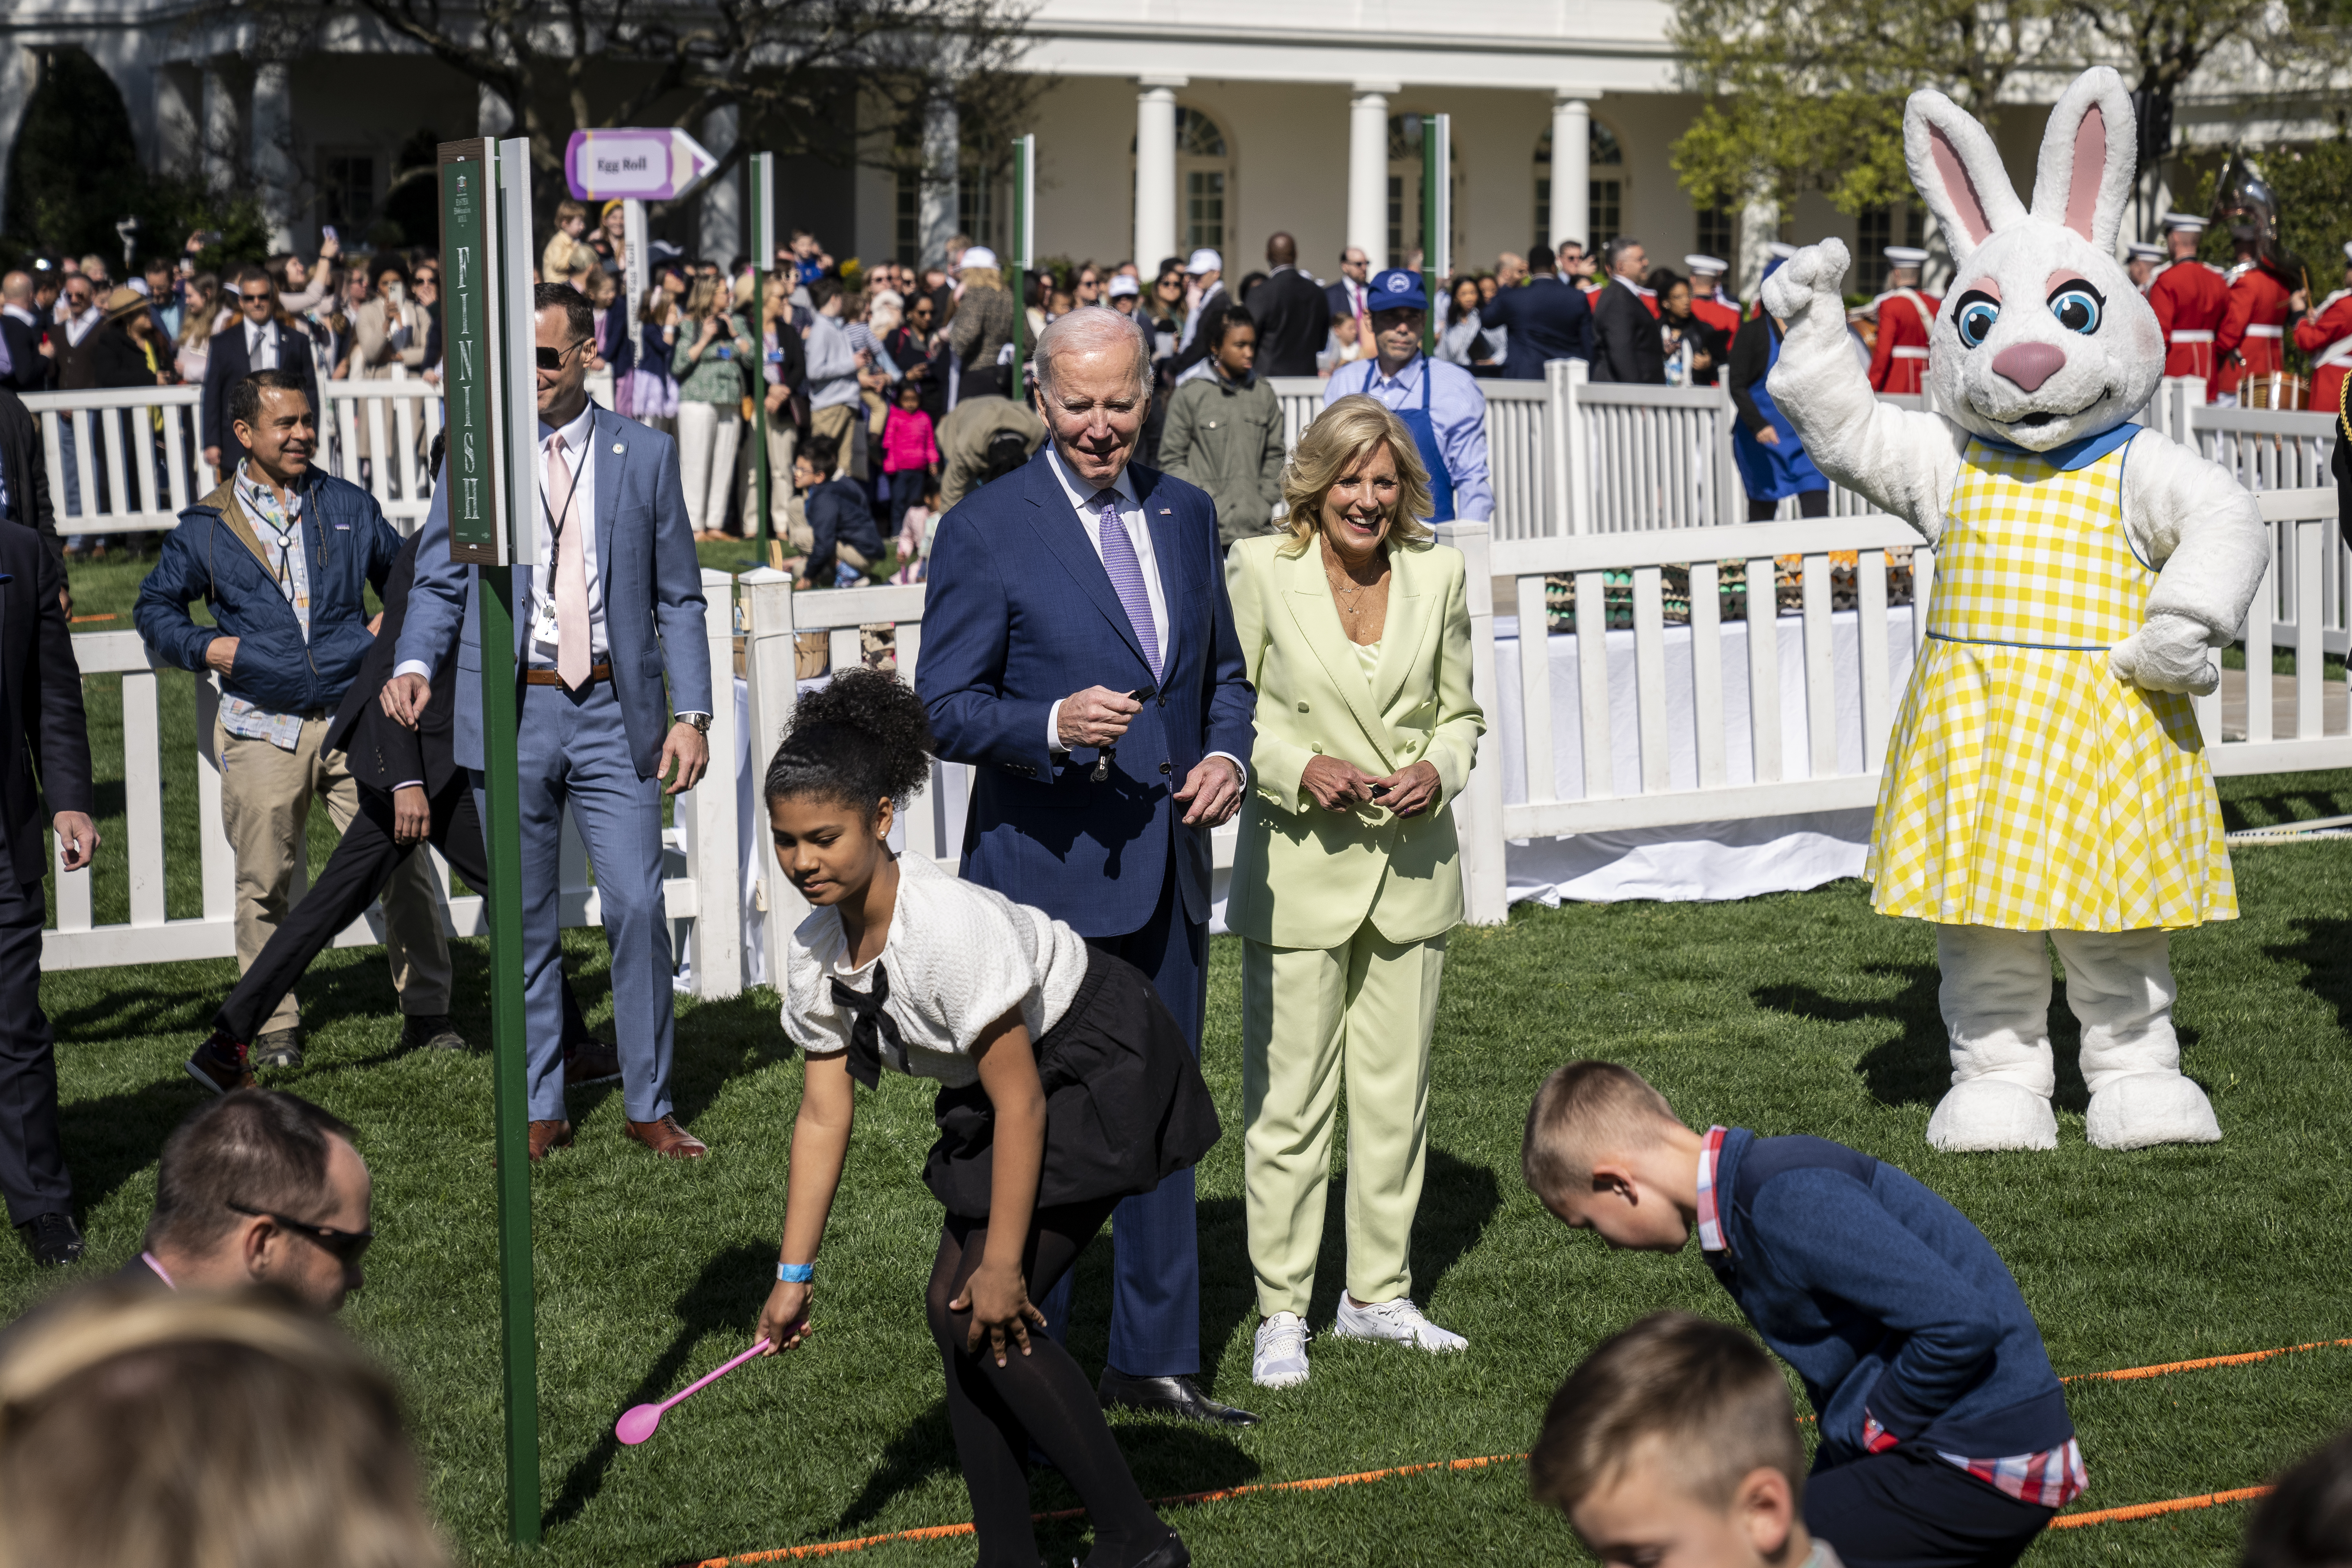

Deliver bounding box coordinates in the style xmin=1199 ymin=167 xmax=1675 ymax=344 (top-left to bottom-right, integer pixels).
xmin=1095 ymin=491 xmax=1160 ymax=679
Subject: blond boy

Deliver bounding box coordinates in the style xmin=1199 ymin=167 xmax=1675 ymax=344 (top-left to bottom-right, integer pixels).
xmin=1531 ymin=1310 xmax=1841 ymax=1568
xmin=1522 ymin=1062 xmax=2080 ymax=1568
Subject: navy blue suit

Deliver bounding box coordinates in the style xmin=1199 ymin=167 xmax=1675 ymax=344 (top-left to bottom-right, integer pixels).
xmin=918 ymin=447 xmax=1255 ymax=1377
xmin=1482 ymin=276 xmax=1594 ymax=380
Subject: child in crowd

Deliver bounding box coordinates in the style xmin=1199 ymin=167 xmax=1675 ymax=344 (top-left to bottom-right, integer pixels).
xmin=752 ymin=670 xmax=1217 ymax=1568
xmin=1522 ymin=1061 xmax=2081 ymax=1568
xmin=880 ymin=378 xmax=941 ymax=537
xmin=891 ymin=475 xmax=940 ymax=586
xmin=790 ymin=435 xmax=885 ymax=588
xmin=1531 ymin=1310 xmax=1844 ymax=1568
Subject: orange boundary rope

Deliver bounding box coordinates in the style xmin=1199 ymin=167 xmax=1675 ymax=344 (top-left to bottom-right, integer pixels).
xmin=2047 ymin=1486 xmax=2272 ymax=1529
xmin=689 ymin=1338 xmax=2346 ymax=1564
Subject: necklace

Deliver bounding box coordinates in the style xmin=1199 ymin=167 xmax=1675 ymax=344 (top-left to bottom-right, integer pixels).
xmin=1320 ymin=534 xmax=1386 ymax=620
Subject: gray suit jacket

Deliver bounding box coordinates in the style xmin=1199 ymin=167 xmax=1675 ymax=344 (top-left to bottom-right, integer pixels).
xmin=397 ymin=404 xmax=713 ymax=779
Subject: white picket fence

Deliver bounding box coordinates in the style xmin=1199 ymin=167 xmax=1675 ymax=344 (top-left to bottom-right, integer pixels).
xmin=45 ymin=569 xmax=745 ymax=1002
xmin=22 ymin=379 xmax=447 ymax=536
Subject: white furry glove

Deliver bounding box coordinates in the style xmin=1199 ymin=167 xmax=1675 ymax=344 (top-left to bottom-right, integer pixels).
xmin=2108 ymin=613 xmax=2220 ymax=696
xmin=1760 ymin=239 xmax=1849 ymax=327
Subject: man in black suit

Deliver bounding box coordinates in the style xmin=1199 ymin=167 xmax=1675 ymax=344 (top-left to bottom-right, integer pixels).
xmin=1248 ymin=233 xmax=1332 ymax=377
xmin=184 ymin=521 xmax=606 ymax=1090
xmin=201 ymin=266 xmax=320 ymax=478
xmin=1590 ymin=236 xmax=1667 ymax=385
xmin=0 ymin=524 xmax=97 ymax=1267
xmin=0 ymin=273 xmax=51 ymax=394
xmin=0 ymin=388 xmax=61 ymax=570
xmin=1481 ymin=250 xmax=1595 ymax=380
xmin=1323 ymin=246 xmax=1372 ymax=330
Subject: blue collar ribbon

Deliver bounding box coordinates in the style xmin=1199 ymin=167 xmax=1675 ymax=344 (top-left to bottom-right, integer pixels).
xmin=1969 ymin=422 xmax=2141 ymax=471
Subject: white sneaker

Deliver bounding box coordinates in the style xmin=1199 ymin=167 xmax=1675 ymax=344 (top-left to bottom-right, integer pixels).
xmin=1332 ymin=1295 xmax=1467 ymax=1354
xmin=1252 ymin=1312 xmax=1311 ymax=1388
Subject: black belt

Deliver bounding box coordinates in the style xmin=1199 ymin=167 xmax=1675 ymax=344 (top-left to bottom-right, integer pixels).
xmin=523 ymin=663 xmax=612 ymax=687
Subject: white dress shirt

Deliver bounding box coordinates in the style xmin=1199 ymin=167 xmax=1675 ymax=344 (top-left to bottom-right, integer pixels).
xmin=245 ymin=319 xmax=279 ymax=371
xmin=1040 ymin=445 xmax=1244 ymax=783
xmin=526 ymin=402 xmax=608 ymax=667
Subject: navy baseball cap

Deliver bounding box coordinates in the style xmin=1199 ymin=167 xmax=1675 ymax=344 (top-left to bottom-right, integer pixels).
xmin=1367 ymin=268 xmax=1427 ymax=312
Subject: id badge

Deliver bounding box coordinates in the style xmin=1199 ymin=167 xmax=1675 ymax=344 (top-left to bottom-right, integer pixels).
xmin=532 ymin=598 xmax=562 ymax=647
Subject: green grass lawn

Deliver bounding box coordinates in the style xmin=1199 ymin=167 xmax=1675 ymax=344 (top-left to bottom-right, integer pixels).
xmin=20 ymin=543 xmax=2352 ymax=1563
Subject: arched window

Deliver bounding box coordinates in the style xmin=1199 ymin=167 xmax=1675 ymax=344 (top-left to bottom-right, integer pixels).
xmin=1385 ymin=114 xmax=1463 ymax=267
xmin=1132 ymin=107 xmax=1234 ymax=257
xmin=1534 ymin=120 xmax=1628 ymax=249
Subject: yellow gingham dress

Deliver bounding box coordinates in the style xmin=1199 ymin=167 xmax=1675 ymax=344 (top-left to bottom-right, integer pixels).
xmin=1867 ymin=439 xmax=2235 ymax=932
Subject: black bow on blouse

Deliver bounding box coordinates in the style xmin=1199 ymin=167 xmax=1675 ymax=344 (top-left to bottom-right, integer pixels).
xmin=828 ymin=968 xmax=898 ymax=1089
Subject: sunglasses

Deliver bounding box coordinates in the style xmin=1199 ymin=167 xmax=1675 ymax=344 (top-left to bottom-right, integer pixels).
xmin=535 ymin=338 xmax=592 ymax=370
xmin=240 ymin=291 xmax=273 ymax=305
xmin=227 ymin=1202 xmax=374 ymax=1266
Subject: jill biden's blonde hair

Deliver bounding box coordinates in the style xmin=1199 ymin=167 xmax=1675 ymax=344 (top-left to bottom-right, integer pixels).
xmin=1278 ymin=394 xmax=1435 ymax=554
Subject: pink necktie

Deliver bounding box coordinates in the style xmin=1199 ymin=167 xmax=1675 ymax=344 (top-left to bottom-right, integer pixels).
xmin=545 ymin=432 xmax=590 ymax=690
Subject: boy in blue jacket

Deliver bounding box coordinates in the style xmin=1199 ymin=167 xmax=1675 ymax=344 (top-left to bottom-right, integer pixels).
xmin=1522 ymin=1060 xmax=2082 ymax=1568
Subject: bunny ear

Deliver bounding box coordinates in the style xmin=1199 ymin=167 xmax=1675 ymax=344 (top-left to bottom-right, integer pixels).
xmin=2029 ymin=67 xmax=2136 ymax=254
xmin=1904 ymin=89 xmax=2025 ymax=265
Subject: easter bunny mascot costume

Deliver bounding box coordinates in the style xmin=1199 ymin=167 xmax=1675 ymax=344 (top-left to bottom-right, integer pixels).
xmin=1760 ymin=67 xmax=2268 ymax=1153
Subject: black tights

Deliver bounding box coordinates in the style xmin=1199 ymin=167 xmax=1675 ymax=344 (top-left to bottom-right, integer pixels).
xmin=924 ymin=1198 xmax=1171 ymax=1568
xmin=1747 ymin=487 xmax=1832 ymax=521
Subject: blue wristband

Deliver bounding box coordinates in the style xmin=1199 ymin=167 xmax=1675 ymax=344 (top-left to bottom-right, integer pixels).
xmin=777 ymin=1261 xmax=814 ymax=1284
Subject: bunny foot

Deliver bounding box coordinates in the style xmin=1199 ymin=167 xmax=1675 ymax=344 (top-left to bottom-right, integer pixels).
xmin=1927 ymin=1080 xmax=2058 ymax=1152
xmin=2085 ymin=1072 xmax=2220 ymax=1150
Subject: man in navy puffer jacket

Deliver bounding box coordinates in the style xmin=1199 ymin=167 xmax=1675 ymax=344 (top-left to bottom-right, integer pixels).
xmin=1523 ymin=1060 xmax=2081 ymax=1568
xmin=136 ymin=370 xmax=454 ymax=1077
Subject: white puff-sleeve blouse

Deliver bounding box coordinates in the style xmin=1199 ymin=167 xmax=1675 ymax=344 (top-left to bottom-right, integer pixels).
xmin=780 ymin=852 xmax=1092 ymax=1088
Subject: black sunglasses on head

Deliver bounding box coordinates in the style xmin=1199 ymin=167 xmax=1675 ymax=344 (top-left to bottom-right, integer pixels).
xmin=536 ymin=339 xmax=591 ymax=370
xmin=227 ymin=1201 xmax=373 ymax=1265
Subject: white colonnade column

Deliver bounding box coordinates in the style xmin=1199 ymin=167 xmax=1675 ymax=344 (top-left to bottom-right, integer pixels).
xmin=699 ymin=105 xmax=742 ymax=263
xmin=0 ymin=46 xmax=34 ymax=235
xmin=1134 ymin=77 xmax=1184 ymax=272
xmin=251 ymin=62 xmax=298 ymax=253
xmin=1348 ymin=83 xmax=1395 ymax=268
xmin=201 ymin=64 xmax=239 ymax=194
xmin=920 ymin=84 xmax=960 ymax=267
xmin=477 ymin=83 xmax=513 ymax=137
xmin=1737 ymin=195 xmax=1779 ymax=303
xmin=1550 ymin=94 xmax=1591 ymax=255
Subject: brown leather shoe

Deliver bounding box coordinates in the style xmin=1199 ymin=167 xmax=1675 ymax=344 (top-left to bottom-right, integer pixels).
xmin=625 ymin=1115 xmax=709 ymax=1159
xmin=564 ymin=1039 xmax=622 ymax=1086
xmin=528 ymin=1119 xmax=574 ymax=1162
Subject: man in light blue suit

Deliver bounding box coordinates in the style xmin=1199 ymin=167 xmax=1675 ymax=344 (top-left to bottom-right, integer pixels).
xmin=917 ymin=308 xmax=1260 ymax=1426
xmin=385 ymin=284 xmax=714 ymax=1163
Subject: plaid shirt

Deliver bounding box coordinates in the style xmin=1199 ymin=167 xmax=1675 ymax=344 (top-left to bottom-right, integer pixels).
xmin=218 ymin=464 xmax=314 ymax=750
xmin=1698 ymin=1127 xmax=2087 ymax=1512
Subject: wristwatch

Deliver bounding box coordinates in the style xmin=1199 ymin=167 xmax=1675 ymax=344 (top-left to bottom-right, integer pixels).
xmin=680 ymin=711 xmax=713 ymax=735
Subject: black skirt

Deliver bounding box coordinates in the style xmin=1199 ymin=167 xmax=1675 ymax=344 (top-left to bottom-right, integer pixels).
xmin=922 ymin=951 xmax=1221 ymax=1219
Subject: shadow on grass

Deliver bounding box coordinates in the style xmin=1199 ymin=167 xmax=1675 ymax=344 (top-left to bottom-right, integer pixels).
xmin=1292 ymin=1147 xmax=1501 ymax=1330
xmin=57 ymin=1075 xmax=212 ymax=1225
xmin=545 ymin=1241 xmax=775 ymax=1533
xmin=1752 ymin=961 xmax=1946 ymax=1107
xmin=2267 ymin=917 xmax=2351 ymax=1036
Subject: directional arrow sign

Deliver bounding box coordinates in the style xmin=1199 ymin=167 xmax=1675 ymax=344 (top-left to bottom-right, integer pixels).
xmin=565 ymin=127 xmax=720 ymax=202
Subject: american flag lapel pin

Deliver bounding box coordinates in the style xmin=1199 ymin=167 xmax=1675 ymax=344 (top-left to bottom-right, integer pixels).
xmin=1159 ymin=507 xmax=1173 ymax=515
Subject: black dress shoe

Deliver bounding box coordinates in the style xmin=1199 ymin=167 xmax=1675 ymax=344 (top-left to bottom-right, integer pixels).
xmin=1096 ymin=1368 xmax=1259 ymax=1427
xmin=17 ymin=1212 xmax=85 ymax=1268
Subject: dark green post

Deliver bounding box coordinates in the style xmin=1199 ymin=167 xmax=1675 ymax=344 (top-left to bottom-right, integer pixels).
xmin=747 ymin=153 xmax=776 ymax=568
xmin=440 ymin=132 xmax=541 ymax=1548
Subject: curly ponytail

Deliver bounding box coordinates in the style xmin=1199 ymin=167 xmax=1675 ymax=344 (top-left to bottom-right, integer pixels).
xmin=762 ymin=668 xmax=934 ymax=821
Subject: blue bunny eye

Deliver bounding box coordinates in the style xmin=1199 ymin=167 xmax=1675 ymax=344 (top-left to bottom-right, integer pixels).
xmin=2048 ymin=283 xmax=2104 ymax=335
xmin=1954 ymin=293 xmax=2000 ymax=349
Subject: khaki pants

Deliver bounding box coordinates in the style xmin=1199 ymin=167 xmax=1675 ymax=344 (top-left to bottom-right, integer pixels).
xmin=742 ymin=408 xmax=796 ymax=539
xmin=216 ymin=715 xmax=452 ymax=1036
xmin=808 ymin=402 xmax=867 ymax=480
xmin=1241 ymin=924 xmax=1448 ymax=1319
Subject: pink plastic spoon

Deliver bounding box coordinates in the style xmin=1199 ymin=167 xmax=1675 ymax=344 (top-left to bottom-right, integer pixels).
xmin=615 ymin=1339 xmax=771 ymax=1446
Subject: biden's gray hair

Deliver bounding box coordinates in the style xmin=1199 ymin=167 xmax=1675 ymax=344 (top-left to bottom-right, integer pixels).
xmin=1034 ymin=306 xmax=1152 ymax=403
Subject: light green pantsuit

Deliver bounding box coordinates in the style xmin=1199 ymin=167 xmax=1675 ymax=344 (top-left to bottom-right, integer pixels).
xmin=1243 ymin=925 xmax=1447 ymax=1318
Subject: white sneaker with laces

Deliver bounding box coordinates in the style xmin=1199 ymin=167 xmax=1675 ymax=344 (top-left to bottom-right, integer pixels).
xmin=1252 ymin=1312 xmax=1311 ymax=1388
xmin=1331 ymin=1295 xmax=1467 ymax=1354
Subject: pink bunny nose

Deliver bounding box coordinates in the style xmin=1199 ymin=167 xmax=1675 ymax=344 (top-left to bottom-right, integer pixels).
xmin=1992 ymin=341 xmax=2067 ymax=392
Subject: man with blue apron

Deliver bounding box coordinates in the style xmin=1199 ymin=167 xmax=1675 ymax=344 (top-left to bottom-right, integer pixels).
xmin=1321 ymin=269 xmax=1492 ymax=524
xmin=1729 ymin=256 xmax=1832 ymax=520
